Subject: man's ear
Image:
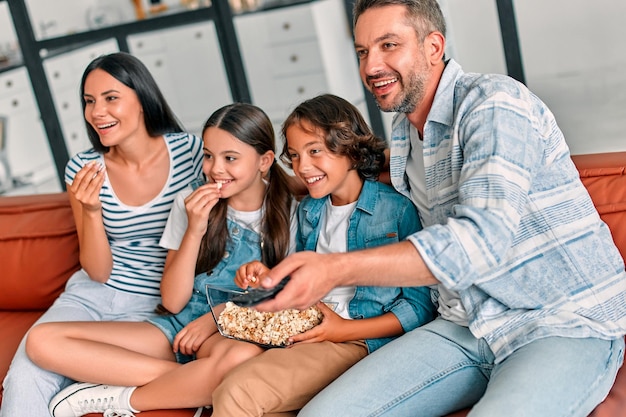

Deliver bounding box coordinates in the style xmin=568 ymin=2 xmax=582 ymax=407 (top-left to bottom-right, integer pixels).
xmin=425 ymin=31 xmax=446 ymax=64
xmin=260 ymin=150 xmax=275 ymax=174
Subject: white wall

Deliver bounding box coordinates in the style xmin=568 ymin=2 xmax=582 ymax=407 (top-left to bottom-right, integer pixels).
xmin=441 ymin=0 xmax=626 ymax=155
xmin=515 ymin=0 xmax=626 ymax=155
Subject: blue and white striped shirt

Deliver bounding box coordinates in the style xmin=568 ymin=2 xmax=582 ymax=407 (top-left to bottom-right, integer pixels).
xmin=65 ymin=132 xmax=203 ymax=297
xmin=389 ymin=59 xmax=626 ymax=362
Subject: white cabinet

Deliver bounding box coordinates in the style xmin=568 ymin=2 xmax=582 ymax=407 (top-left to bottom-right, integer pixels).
xmin=0 ymin=67 xmax=60 ymax=195
xmin=128 ymin=21 xmax=233 ymax=136
xmin=234 ymin=0 xmax=367 ymax=137
xmin=43 ymin=39 xmax=120 ymax=157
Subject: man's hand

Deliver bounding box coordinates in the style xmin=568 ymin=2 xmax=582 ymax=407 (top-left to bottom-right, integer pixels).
xmin=254 ymin=251 xmax=340 ymax=312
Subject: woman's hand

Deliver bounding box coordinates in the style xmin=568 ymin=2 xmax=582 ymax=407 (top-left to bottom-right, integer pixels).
xmin=70 ymin=161 xmax=105 ymax=212
xmin=172 ymin=312 xmax=218 ymax=356
xmin=287 ymin=302 xmax=348 ymax=345
xmin=183 ymin=182 xmax=222 ymax=236
xmin=235 ymin=260 xmax=269 ymax=289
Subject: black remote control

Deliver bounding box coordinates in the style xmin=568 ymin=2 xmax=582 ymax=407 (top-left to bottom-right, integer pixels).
xmin=231 ymin=277 xmax=291 ymax=307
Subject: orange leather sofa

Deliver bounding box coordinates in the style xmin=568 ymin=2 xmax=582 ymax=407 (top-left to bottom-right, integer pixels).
xmin=1 ymin=152 xmax=625 ymax=417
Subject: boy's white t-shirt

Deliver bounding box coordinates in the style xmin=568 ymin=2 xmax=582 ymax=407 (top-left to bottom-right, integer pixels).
xmin=406 ymin=126 xmax=469 ymax=327
xmin=317 ymin=198 xmax=357 ymax=319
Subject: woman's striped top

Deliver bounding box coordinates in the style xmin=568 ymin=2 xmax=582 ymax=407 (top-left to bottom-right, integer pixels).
xmin=64 ymin=132 xmax=203 ymax=297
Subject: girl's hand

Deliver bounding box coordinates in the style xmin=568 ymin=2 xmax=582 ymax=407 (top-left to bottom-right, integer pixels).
xmin=172 ymin=313 xmax=218 ymax=356
xmin=70 ymin=161 xmax=105 ymax=212
xmin=235 ymin=260 xmax=269 ymax=289
xmin=287 ymin=302 xmax=347 ymax=345
xmin=183 ymin=182 xmax=221 ymax=236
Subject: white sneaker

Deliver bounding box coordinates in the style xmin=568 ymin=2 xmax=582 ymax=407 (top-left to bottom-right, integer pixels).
xmin=49 ymin=382 xmax=136 ymax=417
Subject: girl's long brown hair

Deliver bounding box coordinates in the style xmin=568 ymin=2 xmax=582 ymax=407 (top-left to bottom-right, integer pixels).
xmin=195 ymin=103 xmax=294 ymax=275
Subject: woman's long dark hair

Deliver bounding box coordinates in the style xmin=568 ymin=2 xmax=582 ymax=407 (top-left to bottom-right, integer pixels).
xmin=79 ymin=52 xmax=183 ymax=153
xmin=195 ymin=103 xmax=294 ymax=275
xmin=280 ymin=94 xmax=386 ymax=180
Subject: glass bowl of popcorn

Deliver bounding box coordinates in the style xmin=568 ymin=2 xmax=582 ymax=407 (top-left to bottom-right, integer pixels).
xmin=205 ymin=284 xmax=323 ymax=348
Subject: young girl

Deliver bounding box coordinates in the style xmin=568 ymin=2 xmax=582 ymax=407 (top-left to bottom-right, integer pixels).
xmin=0 ymin=52 xmax=203 ymax=417
xmin=25 ymin=103 xmax=297 ymax=417
xmin=210 ymin=93 xmax=437 ymax=417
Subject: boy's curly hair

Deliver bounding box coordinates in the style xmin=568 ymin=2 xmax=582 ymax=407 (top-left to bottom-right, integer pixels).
xmin=280 ymin=94 xmax=386 ymax=180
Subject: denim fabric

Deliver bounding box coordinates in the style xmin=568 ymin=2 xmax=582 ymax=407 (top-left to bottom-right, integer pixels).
xmin=0 ymin=271 xmax=160 ymax=417
xmin=297 ymin=179 xmax=436 ymax=352
xmin=299 ymin=318 xmax=624 ymax=417
xmin=148 ymin=219 xmax=262 ymax=363
xmin=388 ymin=59 xmax=626 ymax=361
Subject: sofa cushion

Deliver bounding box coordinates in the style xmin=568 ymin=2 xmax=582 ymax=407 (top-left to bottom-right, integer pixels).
xmin=572 ymin=152 xmax=626 ymax=262
xmin=0 ymin=193 xmax=80 ymax=310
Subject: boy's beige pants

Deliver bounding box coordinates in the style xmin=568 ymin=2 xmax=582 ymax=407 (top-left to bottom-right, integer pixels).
xmin=211 ymin=340 xmax=368 ymax=417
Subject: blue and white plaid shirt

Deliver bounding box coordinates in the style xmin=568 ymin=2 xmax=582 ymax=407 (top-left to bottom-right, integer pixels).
xmin=389 ymin=59 xmax=626 ymax=362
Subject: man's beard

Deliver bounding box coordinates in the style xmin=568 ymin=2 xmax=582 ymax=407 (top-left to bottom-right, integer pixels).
xmin=375 ymin=70 xmax=427 ymax=114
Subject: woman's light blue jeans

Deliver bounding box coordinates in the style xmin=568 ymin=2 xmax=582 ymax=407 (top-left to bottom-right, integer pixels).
xmin=0 ymin=270 xmax=160 ymax=417
xmin=298 ymin=318 xmax=624 ymax=417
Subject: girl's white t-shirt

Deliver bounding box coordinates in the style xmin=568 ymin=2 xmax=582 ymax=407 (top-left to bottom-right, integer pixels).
xmin=160 ymin=187 xmax=298 ymax=255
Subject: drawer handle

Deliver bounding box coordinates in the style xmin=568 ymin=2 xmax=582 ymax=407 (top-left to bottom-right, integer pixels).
xmin=297 ymin=86 xmax=305 ymax=95
xmin=282 ymin=22 xmax=291 ymax=31
xmin=63 ymin=102 xmax=69 ymax=110
xmin=290 ymin=54 xmax=299 ymax=63
xmin=12 ymin=98 xmax=19 ymax=107
xmin=195 ymin=31 xmax=203 ymax=39
xmin=155 ymin=59 xmax=163 ymax=67
xmin=5 ymin=80 xmax=13 ymax=88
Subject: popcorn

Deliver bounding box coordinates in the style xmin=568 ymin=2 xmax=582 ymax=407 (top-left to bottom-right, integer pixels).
xmin=217 ymin=302 xmax=323 ymax=346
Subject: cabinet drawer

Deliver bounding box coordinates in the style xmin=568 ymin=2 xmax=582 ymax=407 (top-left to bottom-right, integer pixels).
xmin=44 ymin=39 xmax=119 ymax=95
xmin=266 ymin=4 xmax=317 ymax=44
xmin=61 ymin=118 xmax=91 ymax=157
xmin=275 ymin=72 xmax=328 ymax=110
xmin=270 ymin=40 xmax=323 ymax=76
xmin=0 ymin=89 xmax=37 ymax=116
xmin=71 ymin=39 xmax=119 ymax=69
xmin=163 ymin=22 xmax=213 ymax=44
xmin=52 ymin=88 xmax=83 ymax=124
xmin=127 ymin=33 xmax=166 ymax=54
xmin=0 ymin=68 xmax=31 ymax=97
xmin=44 ymin=56 xmax=77 ymax=93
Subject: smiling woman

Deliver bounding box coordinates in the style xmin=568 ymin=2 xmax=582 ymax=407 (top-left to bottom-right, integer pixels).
xmin=0 ymin=51 xmax=204 ymax=417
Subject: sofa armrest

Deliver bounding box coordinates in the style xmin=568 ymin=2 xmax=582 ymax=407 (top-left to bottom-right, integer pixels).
xmin=0 ymin=192 xmax=80 ymax=310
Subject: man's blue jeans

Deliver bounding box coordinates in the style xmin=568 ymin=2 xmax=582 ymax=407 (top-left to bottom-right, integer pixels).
xmin=298 ymin=318 xmax=624 ymax=417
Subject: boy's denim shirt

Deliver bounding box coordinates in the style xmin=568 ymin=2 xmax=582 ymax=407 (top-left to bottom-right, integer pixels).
xmin=296 ymin=179 xmax=436 ymax=352
xmin=389 ymin=59 xmax=626 ymax=362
